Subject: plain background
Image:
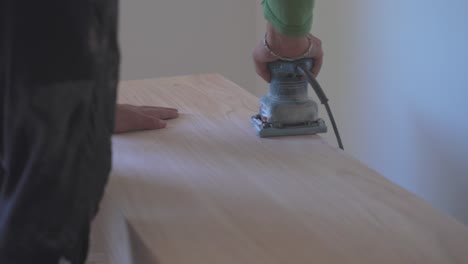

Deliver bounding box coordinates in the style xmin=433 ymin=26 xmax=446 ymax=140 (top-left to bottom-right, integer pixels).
xmin=119 ymin=0 xmax=468 ymax=225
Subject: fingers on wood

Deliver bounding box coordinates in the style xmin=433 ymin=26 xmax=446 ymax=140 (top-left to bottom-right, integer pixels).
xmin=138 ymin=114 xmax=167 ymax=130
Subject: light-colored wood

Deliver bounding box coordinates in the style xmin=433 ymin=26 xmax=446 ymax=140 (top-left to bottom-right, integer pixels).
xmin=89 ymin=74 xmax=468 ymax=264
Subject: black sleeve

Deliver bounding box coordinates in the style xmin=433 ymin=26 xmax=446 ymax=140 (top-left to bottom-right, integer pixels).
xmin=0 ymin=0 xmax=119 ymax=263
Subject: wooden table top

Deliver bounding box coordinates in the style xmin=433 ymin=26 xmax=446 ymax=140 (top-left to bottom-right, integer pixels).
xmin=88 ymin=74 xmax=468 ymax=264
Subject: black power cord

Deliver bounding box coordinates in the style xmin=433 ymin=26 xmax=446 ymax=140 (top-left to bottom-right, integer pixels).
xmin=297 ymin=64 xmax=344 ymax=150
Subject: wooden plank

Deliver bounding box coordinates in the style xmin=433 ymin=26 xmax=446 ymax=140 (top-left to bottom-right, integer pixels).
xmin=89 ymin=74 xmax=468 ymax=264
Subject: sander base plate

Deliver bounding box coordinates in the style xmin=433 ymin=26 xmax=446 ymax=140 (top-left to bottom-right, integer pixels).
xmin=251 ymin=115 xmax=327 ymax=138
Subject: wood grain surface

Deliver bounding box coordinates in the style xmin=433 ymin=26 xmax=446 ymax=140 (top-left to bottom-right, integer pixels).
xmin=88 ymin=74 xmax=468 ymax=264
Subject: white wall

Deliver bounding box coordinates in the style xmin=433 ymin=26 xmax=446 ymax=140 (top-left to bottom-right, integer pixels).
xmin=119 ymin=0 xmax=258 ymax=91
xmin=311 ymin=0 xmax=468 ymax=224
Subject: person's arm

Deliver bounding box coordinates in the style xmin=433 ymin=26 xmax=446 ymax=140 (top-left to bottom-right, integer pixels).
xmin=253 ymin=0 xmax=323 ymax=82
xmin=262 ymin=0 xmax=315 ymax=37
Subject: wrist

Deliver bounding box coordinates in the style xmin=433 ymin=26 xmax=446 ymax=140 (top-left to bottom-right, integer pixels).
xmin=266 ymin=23 xmax=310 ymax=58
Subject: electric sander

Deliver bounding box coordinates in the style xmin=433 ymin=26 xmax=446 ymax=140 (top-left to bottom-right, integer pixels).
xmin=252 ymin=58 xmax=344 ymax=149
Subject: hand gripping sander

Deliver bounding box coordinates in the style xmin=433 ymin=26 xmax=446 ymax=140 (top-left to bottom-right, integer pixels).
xmin=251 ymin=58 xmax=344 ymax=149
